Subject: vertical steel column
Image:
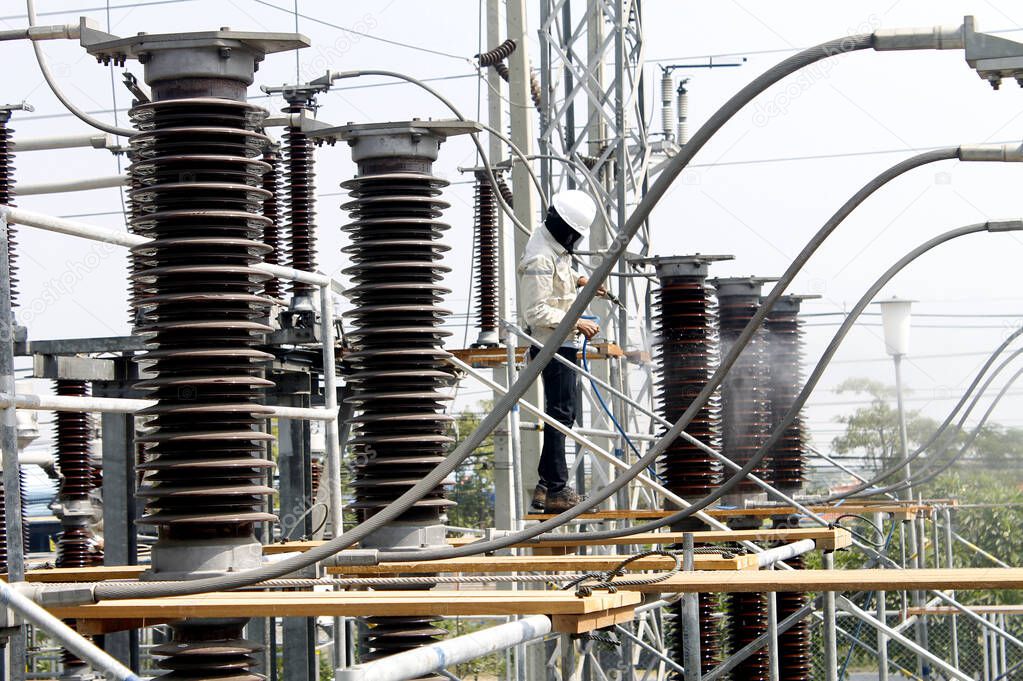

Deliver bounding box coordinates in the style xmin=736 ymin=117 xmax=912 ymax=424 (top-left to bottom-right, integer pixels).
xmin=94 ymin=368 xmax=140 ymax=671
xmin=0 ymin=212 xmax=25 ymax=681
xmin=943 ymin=507 xmax=959 ymax=669
xmin=277 ymin=373 xmax=316 ymax=681
xmin=767 ymin=568 xmax=780 ymax=681
xmin=874 ymin=511 xmax=889 ymax=681
xmin=682 ymin=534 xmax=702 ymax=681
xmin=822 ymin=552 xmax=838 ymax=681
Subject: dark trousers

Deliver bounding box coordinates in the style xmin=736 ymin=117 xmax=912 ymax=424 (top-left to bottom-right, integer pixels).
xmin=530 ymin=345 xmax=579 ymax=493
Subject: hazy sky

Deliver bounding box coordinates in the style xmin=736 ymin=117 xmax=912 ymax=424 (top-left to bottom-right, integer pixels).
xmin=3 ymin=0 xmax=1023 ymax=459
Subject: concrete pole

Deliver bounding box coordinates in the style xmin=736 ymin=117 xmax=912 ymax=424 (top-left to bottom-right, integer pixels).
xmin=504 ymin=0 xmax=542 ymax=513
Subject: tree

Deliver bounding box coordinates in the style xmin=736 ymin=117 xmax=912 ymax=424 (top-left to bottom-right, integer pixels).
xmin=830 ymin=378 xmax=938 ymax=474
xmin=446 ymin=404 xmax=496 ymax=531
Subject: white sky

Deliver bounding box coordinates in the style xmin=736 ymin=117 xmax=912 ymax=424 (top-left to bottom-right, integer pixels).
xmin=3 ymin=0 xmax=1023 ymax=459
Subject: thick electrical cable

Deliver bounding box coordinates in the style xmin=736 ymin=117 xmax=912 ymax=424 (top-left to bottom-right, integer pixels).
xmin=819 ymin=335 xmax=1023 ymax=501
xmin=25 ymin=0 xmax=135 ymax=138
xmin=529 ymin=220 xmax=1014 ymax=544
xmin=79 ymin=33 xmax=879 ymax=601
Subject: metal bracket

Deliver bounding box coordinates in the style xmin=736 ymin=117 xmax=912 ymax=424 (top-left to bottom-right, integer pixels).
xmin=963 ymin=16 xmax=1023 ymax=88
xmin=32 ymin=355 xmax=116 ymax=381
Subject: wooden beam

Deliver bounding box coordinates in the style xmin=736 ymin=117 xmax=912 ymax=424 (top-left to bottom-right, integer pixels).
xmin=328 ymin=552 xmax=758 ymax=575
xmin=908 ymin=605 xmax=1023 ymax=616
xmin=450 ymin=343 xmax=622 ymax=369
xmin=522 ymin=503 xmax=935 ymax=522
xmin=446 ymin=527 xmax=852 ymax=551
xmin=44 ymin=590 xmax=641 ymax=633
xmin=622 ymin=568 xmax=1023 ymax=593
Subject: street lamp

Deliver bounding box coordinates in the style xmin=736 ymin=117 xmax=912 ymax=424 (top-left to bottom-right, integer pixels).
xmin=879 ymin=296 xmax=928 ymax=680
xmin=878 ymin=297 xmax=915 ymax=497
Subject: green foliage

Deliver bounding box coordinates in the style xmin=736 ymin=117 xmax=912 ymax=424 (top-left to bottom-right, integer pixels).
xmin=447 ymin=403 xmax=496 ymax=531
xmin=830 ymin=378 xmax=938 ymax=474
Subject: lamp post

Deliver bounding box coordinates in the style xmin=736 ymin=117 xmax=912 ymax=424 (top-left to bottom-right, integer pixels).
xmin=879 ymin=297 xmax=929 ymax=680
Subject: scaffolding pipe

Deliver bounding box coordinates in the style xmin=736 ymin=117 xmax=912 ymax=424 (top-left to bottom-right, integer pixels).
xmin=0 ymin=206 xmax=331 ymax=286
xmin=836 ymin=595 xmax=971 ymax=681
xmin=823 ymin=552 xmax=838 ymax=681
xmin=755 ymin=539 xmax=816 ymax=568
xmin=0 ymin=579 xmax=140 ymax=681
xmin=0 ymin=392 xmax=336 ymax=422
xmin=318 ymin=283 xmax=343 ymax=538
xmin=12 ymin=133 xmax=114 ymax=151
xmin=335 ymin=615 xmax=551 ymax=681
xmin=17 ymin=174 xmax=128 ymax=195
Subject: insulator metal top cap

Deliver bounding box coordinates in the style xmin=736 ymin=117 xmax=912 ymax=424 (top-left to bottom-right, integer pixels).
xmin=710 ymin=275 xmax=779 ymax=300
xmin=634 ymin=253 xmax=733 ymax=279
xmin=318 ymin=119 xmax=483 ymax=162
xmin=81 ymin=22 xmax=309 ymax=98
xmin=761 ymin=293 xmax=821 ymax=314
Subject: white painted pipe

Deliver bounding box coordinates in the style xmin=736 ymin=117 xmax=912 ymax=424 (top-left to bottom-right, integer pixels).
xmin=335 ymin=615 xmax=551 ymax=681
xmin=13 ymin=133 xmax=114 ymax=151
xmin=17 ymin=175 xmax=129 ymax=195
xmin=0 ymin=206 xmax=331 ymax=286
xmin=0 ymin=392 xmax=336 ymax=422
xmin=755 ymin=539 xmax=817 ymax=568
xmin=0 ymin=579 xmax=140 ymax=681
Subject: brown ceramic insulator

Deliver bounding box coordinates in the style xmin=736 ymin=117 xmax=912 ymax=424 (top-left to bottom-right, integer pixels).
xmin=340 ymin=170 xmax=456 ymax=524
xmin=19 ymin=468 xmax=28 ymax=551
xmin=54 ymin=380 xmax=94 ymax=500
xmin=727 ymin=591 xmax=769 ymax=681
xmin=667 ymin=579 xmax=722 ymax=677
xmin=777 ymin=553 xmax=811 ymax=681
xmin=261 ymin=145 xmax=284 ymax=300
xmin=0 ymin=116 xmax=17 ymax=307
xmin=55 ymin=526 xmax=98 ymax=569
xmin=765 ymin=300 xmax=807 ymax=492
xmin=151 ymin=620 xmax=263 ymax=681
xmin=341 ymin=166 xmax=455 ymax=675
xmin=654 ymin=275 xmax=722 ymax=500
xmin=716 ymin=292 xmax=771 ymax=493
xmin=475 ymin=39 xmax=517 ymax=66
xmin=128 ymin=98 xmax=277 ymax=537
xmin=493 ymin=62 xmax=510 ymax=83
xmin=473 ymin=172 xmax=498 ymax=343
xmin=283 ymin=104 xmax=316 ymax=297
xmin=529 ymin=70 xmax=543 ymax=113
xmin=310 ymin=455 xmax=323 ymax=502
xmin=493 ymin=172 xmax=514 ymax=210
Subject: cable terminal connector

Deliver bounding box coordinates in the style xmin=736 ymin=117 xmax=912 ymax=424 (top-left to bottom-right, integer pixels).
xmin=959 ymin=143 xmax=1023 ymax=162
xmin=873 ymin=24 xmax=964 ymax=51
xmin=327 ymin=549 xmax=380 ymax=567
xmin=20 ymin=583 xmax=97 ymax=607
xmin=986 ymin=220 xmax=1023 ymax=233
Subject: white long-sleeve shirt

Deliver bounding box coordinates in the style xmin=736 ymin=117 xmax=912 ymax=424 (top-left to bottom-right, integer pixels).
xmin=517 ymin=226 xmax=581 ymax=347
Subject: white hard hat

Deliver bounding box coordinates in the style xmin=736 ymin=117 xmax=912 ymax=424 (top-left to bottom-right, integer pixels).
xmin=551 ymin=190 xmax=597 ymax=237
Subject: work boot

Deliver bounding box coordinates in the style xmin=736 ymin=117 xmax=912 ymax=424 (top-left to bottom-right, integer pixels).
xmin=530 ymin=482 xmax=548 ymax=513
xmin=544 ymin=486 xmax=583 ymax=513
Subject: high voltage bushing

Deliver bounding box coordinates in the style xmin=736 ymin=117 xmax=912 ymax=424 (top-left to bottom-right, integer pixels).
xmin=260 ymin=142 xmax=284 ymax=301
xmin=54 ymin=380 xmax=101 ymax=569
xmin=777 ymin=552 xmax=811 ymax=681
xmin=764 ymin=295 xmax=815 ymax=493
xmin=83 ymin=25 xmax=309 ymax=681
xmin=336 ymin=120 xmax=478 ymax=674
xmin=0 ymin=104 xmax=25 ymax=308
xmin=472 ymin=170 xmax=499 ymax=347
xmin=639 ymin=255 xmax=732 ymax=678
xmin=727 ymin=591 xmax=770 ymax=681
xmin=643 ymin=255 xmax=732 ymax=501
xmin=282 ymin=93 xmax=317 ymax=300
xmin=711 ymin=276 xmax=778 ymax=498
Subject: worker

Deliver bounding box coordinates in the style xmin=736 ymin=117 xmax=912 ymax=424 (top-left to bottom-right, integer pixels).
xmin=517 ymin=190 xmax=603 ymax=513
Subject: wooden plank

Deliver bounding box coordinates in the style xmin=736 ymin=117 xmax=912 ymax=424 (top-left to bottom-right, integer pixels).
xmin=446 ymin=527 xmax=851 ymax=551
xmin=522 ymin=504 xmax=933 ymax=522
xmin=45 ymin=590 xmax=641 ymax=620
xmin=450 ymin=344 xmax=622 ymax=369
xmin=327 ymin=552 xmax=758 ymax=575
xmin=552 ymin=604 xmax=636 ymax=635
xmin=19 ymin=565 xmax=146 ymax=582
xmin=622 ymin=568 xmax=1023 ymax=593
